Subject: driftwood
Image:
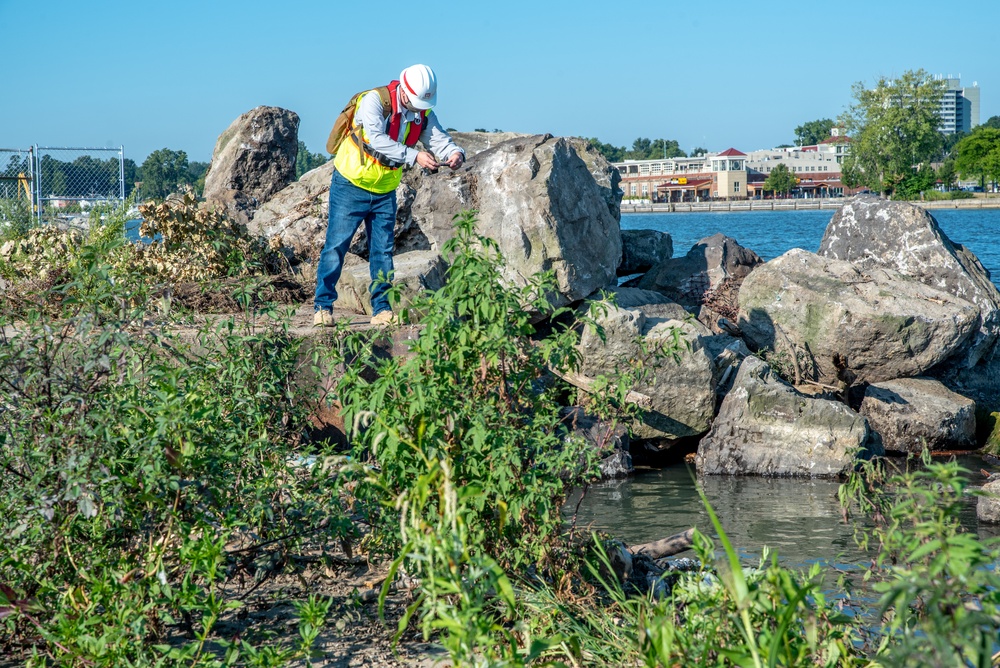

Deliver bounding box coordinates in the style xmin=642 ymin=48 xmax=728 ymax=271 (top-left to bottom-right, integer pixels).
xmin=553 ymin=369 xmax=653 ymax=409
xmin=627 ymin=528 xmax=695 ymax=559
xmin=608 ymin=528 xmax=698 ymax=598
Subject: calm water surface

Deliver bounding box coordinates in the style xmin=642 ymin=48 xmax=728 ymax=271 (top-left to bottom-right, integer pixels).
xmin=620 ymin=208 xmax=1000 ymax=285
xmin=572 ymin=208 xmax=1000 ymax=568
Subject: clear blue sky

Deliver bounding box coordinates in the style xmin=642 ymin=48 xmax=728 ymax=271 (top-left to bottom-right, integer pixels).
xmin=2 ymin=0 xmax=995 ymax=164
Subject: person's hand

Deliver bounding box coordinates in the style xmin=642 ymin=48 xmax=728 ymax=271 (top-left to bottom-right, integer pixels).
xmin=445 ymin=152 xmax=465 ymax=169
xmin=416 ymin=151 xmax=439 ymax=170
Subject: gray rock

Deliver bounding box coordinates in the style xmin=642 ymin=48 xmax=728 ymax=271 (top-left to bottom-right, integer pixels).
xmin=576 ymin=295 xmax=722 ymax=440
xmin=696 ymin=356 xmax=882 ymax=477
xmin=620 ymin=229 xmax=673 ymax=276
xmin=819 ymin=196 xmax=1000 ymax=367
xmin=638 ymin=233 xmax=762 ymax=307
xmin=332 ymin=250 xmax=446 ymax=315
xmin=203 ymin=106 xmax=300 ymax=226
xmin=404 ymin=134 xmax=622 ymax=308
xmin=977 ymin=479 xmax=1000 ymax=524
xmin=859 ymin=377 xmax=976 ymax=453
xmin=738 ymin=249 xmax=979 ymax=385
xmin=250 ymin=134 xmax=623 ymax=312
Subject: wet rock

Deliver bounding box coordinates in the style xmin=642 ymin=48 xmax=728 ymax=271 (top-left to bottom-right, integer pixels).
xmin=819 ymin=196 xmax=1000 ymax=367
xmin=738 ymin=249 xmax=979 ymax=385
xmin=696 ymin=355 xmax=883 ymax=477
xmin=859 ymin=378 xmax=976 ymax=454
xmin=203 ymin=106 xmax=300 ymax=226
xmin=620 ymin=229 xmax=673 ymax=276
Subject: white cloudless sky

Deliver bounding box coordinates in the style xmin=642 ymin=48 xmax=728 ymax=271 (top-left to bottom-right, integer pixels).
xmin=2 ymin=0 xmax=995 ymax=163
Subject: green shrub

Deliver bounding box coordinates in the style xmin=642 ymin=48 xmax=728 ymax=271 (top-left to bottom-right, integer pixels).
xmin=840 ymin=452 xmax=1000 ymax=666
xmin=0 ymin=251 xmax=349 ymax=664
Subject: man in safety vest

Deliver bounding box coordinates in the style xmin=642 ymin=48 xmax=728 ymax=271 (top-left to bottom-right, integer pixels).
xmin=314 ymin=63 xmax=465 ymax=327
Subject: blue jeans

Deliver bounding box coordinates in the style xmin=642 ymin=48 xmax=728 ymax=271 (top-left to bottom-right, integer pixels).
xmin=313 ymin=170 xmax=397 ymax=315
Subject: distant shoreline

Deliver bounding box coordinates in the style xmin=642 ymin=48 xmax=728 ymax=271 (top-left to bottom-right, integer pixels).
xmin=621 ymin=198 xmax=1000 ymax=214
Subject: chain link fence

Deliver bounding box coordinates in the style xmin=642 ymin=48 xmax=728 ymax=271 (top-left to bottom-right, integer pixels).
xmin=34 ymin=146 xmax=125 ymax=223
xmin=0 ymin=148 xmax=35 ymax=234
xmin=0 ymin=146 xmax=127 ymax=229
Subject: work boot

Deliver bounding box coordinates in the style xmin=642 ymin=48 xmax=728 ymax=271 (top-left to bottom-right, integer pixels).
xmin=313 ymin=309 xmax=334 ymax=327
xmin=370 ymin=310 xmax=399 ymax=327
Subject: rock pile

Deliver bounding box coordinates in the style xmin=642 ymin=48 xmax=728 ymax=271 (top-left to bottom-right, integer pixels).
xmin=193 ymin=106 xmax=1000 ymax=484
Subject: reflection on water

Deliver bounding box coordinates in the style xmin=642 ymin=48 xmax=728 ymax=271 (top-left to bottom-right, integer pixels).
xmin=567 ymin=460 xmax=989 ymax=569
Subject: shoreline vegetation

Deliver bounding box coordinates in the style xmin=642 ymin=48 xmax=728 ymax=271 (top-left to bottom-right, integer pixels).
xmin=2 ymin=200 xmax=1000 ymax=666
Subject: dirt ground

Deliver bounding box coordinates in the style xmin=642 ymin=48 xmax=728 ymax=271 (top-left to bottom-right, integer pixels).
xmin=212 ymin=555 xmax=449 ymax=667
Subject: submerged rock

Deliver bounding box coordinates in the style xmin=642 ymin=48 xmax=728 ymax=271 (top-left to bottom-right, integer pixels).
xmin=696 ymin=355 xmax=882 ymax=477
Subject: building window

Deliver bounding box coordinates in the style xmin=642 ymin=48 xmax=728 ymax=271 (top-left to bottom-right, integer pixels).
xmin=639 ymin=164 xmax=650 ymax=176
xmin=630 ymin=184 xmax=637 ymax=196
xmin=734 ymin=181 xmax=741 ymax=193
xmin=651 ymin=163 xmax=661 ymax=175
xmin=642 ymin=183 xmax=649 ymax=196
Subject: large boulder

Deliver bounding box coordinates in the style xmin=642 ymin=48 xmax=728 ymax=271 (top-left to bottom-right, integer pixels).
xmin=638 ymin=234 xmax=762 ymax=330
xmin=576 ymin=289 xmax=723 ymax=441
xmin=619 ymin=229 xmax=673 ymax=276
xmin=332 ymin=250 xmax=446 ymax=315
xmin=696 ymin=356 xmax=882 ymax=477
xmin=859 ymin=377 xmax=976 ymax=454
xmin=403 ymin=134 xmax=622 ymax=307
xmin=249 ymin=133 xmax=623 ymax=310
xmin=819 ymin=196 xmax=1000 ymax=367
xmin=738 ymin=249 xmax=980 ymax=385
xmin=203 ymin=106 xmax=300 ymax=226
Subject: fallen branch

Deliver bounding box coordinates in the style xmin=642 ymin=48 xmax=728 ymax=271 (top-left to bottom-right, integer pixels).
xmin=627 ymin=528 xmax=695 ymax=559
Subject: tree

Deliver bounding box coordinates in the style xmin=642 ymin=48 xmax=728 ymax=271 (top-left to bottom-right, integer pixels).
xmin=982 ymin=116 xmax=1000 ymax=130
xmin=794 ymin=118 xmax=835 ymax=147
xmin=586 ymin=138 xmax=625 ymax=162
xmin=775 ymin=144 xmax=794 ymax=149
xmin=690 ymin=146 xmax=708 ymax=157
xmin=954 ymin=128 xmax=1000 ymax=192
xmin=294 ymin=142 xmax=330 ymax=180
xmin=139 ymin=148 xmax=190 ymax=200
xmin=187 ymin=161 xmax=209 ymax=195
xmin=840 ymin=69 xmax=946 ymax=196
xmin=763 ymin=163 xmax=796 ymax=197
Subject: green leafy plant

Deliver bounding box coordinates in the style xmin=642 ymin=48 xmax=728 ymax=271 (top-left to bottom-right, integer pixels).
xmin=840 ymin=453 xmax=1000 ymax=667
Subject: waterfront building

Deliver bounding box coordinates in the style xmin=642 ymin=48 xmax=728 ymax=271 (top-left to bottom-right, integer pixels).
xmin=937 ymin=76 xmax=980 ymax=134
xmin=613 ymin=132 xmax=856 ymax=202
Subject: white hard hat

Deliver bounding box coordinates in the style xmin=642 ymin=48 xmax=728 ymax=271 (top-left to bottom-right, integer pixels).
xmin=399 ymin=64 xmax=437 ymax=110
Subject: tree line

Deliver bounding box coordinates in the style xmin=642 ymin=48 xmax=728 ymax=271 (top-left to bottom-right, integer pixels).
xmin=587 ymin=137 xmax=708 ymax=162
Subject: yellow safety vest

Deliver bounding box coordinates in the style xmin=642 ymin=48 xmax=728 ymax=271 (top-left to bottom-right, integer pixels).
xmin=334 ymin=89 xmax=421 ymax=194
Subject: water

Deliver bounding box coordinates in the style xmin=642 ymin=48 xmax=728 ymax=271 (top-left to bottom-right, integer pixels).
xmin=572 ymin=208 xmax=1000 ymax=568
xmin=620 ymin=208 xmax=1000 ymax=285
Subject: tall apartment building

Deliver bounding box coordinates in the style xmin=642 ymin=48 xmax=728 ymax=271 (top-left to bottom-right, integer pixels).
xmin=938 ymin=76 xmax=981 ymax=134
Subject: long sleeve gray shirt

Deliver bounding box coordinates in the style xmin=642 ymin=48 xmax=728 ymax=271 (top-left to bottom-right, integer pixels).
xmin=356 ymin=87 xmax=464 ymax=166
